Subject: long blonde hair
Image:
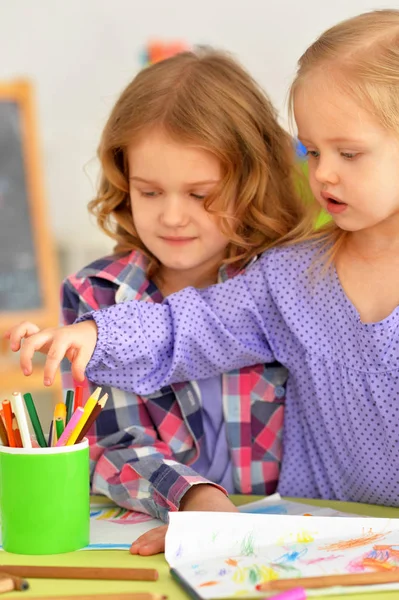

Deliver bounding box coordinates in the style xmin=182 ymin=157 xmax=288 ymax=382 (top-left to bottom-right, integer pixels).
xmin=289 ymin=9 xmax=399 ymax=260
xmin=89 ymin=48 xmax=314 ymax=275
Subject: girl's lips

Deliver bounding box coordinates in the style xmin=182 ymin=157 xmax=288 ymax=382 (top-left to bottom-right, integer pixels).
xmin=160 ymin=237 xmax=196 ymax=244
xmin=326 ymin=199 xmax=348 ymax=214
xmin=321 ymin=192 xmax=348 ymax=215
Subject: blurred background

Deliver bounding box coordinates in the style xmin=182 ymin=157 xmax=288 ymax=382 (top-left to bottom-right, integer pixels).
xmin=0 ymin=0 xmax=395 ymax=422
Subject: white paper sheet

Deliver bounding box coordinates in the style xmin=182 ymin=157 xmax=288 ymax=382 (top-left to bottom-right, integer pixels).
xmin=239 ymin=493 xmax=360 ymax=517
xmin=165 ymin=511 xmax=399 ymax=598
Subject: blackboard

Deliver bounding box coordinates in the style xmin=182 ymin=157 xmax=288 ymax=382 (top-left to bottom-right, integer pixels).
xmin=0 ymin=81 xmax=59 ymax=333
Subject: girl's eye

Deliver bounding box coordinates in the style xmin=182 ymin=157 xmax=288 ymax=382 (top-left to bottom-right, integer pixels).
xmin=340 ymin=152 xmax=358 ymax=160
xmin=190 ymin=193 xmax=206 ymax=200
xmin=140 ymin=191 xmax=159 ymax=197
xmin=305 ymin=150 xmax=320 ymax=159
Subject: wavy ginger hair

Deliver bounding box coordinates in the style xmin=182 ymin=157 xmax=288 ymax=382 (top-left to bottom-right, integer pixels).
xmin=90 ymin=48 xmax=311 ymax=275
xmin=289 ymin=9 xmax=399 ymax=259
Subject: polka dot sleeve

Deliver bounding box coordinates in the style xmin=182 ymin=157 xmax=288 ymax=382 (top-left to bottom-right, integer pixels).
xmin=79 ymin=252 xmax=278 ymax=395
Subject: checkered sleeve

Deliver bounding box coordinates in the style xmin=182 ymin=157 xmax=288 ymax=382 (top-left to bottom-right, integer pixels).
xmin=60 ymin=276 xmax=223 ymax=522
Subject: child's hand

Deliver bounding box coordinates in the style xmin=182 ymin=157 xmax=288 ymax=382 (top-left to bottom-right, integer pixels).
xmin=130 ymin=485 xmax=237 ymax=556
xmin=130 ymin=525 xmax=168 ymax=556
xmin=4 ymin=320 xmax=98 ymax=386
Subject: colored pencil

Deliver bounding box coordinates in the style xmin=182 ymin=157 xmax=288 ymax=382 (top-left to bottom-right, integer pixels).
xmin=0 ymin=572 xmax=29 ymax=591
xmin=16 ymin=594 xmax=166 ymax=600
xmin=74 ymin=385 xmax=83 ymax=410
xmin=170 ymin=568 xmax=202 ymax=600
xmin=1 ymin=400 xmax=16 ymax=447
xmin=11 ymin=416 xmax=23 ymax=447
xmin=55 ymin=416 xmax=65 ymax=439
xmin=55 ymin=407 xmax=84 ymax=446
xmin=0 ymin=577 xmax=14 ymax=593
xmin=65 ymin=390 xmax=74 ymax=424
xmin=0 ymin=413 xmax=8 ymax=446
xmin=54 ymin=402 xmax=67 ymax=423
xmin=48 ymin=419 xmax=54 ymax=446
xmin=66 ymin=387 xmax=101 ymax=446
xmin=23 ymin=392 xmax=47 ymax=447
xmin=256 ymin=570 xmax=399 ymax=591
xmin=11 ymin=392 xmax=32 ymax=448
xmin=0 ymin=565 xmax=158 ymax=581
xmin=76 ymin=393 xmax=108 ymax=443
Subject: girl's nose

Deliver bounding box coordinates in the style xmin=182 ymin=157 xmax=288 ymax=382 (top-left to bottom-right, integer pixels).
xmin=160 ymin=195 xmax=189 ymax=227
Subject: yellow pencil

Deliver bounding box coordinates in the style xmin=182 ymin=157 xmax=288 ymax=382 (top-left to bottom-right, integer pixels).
xmin=66 ymin=387 xmax=101 ymax=446
xmin=54 ymin=402 xmax=67 ymax=423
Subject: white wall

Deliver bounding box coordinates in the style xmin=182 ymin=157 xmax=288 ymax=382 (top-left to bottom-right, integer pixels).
xmin=0 ymin=0 xmax=397 ymax=267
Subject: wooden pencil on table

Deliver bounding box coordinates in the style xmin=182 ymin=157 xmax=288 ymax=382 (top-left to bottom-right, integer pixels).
xmin=0 ymin=571 xmax=29 ymax=591
xmin=76 ymin=393 xmax=108 ymax=443
xmin=0 ymin=576 xmax=14 ymax=594
xmin=257 ymin=569 xmax=399 ymax=591
xmin=18 ymin=594 xmax=166 ymax=600
xmin=0 ymin=565 xmax=158 ymax=581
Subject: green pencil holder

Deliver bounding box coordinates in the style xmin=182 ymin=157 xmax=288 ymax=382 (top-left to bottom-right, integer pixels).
xmin=0 ymin=439 xmax=90 ymax=554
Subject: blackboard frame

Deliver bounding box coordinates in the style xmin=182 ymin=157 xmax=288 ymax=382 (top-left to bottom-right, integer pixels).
xmin=0 ymin=80 xmax=59 ymax=333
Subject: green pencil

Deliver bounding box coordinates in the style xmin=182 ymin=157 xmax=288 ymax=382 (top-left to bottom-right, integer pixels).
xmin=55 ymin=417 xmax=65 ymax=440
xmin=23 ymin=393 xmax=47 ymax=448
xmin=65 ymin=390 xmax=74 ymax=424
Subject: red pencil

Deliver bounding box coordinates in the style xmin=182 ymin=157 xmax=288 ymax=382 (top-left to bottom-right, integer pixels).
xmin=2 ymin=400 xmax=16 ymax=447
xmin=74 ymin=386 xmax=83 ymax=410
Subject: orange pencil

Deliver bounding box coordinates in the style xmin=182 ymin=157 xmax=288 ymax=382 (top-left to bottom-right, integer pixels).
xmin=0 ymin=414 xmax=9 ymax=446
xmin=2 ymin=400 xmax=16 ymax=447
xmin=12 ymin=416 xmax=23 ymax=447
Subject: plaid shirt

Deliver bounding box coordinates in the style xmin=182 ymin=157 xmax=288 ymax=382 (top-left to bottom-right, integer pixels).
xmin=61 ymin=250 xmax=288 ymax=522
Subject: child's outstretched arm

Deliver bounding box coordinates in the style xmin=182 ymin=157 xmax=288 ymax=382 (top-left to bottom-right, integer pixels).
xmin=83 ymin=251 xmax=277 ymax=394
xmin=6 ymin=251 xmax=278 ymax=391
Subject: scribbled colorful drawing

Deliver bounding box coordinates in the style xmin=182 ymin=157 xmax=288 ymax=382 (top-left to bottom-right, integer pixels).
xmin=275 ymin=547 xmax=308 ymax=564
xmin=304 ymin=554 xmax=344 ymax=565
xmin=277 ymin=530 xmax=316 ymax=546
xmin=348 ymin=544 xmax=399 ymax=572
xmin=320 ymin=529 xmax=390 ymax=551
xmin=232 ymin=563 xmax=279 ymax=586
xmin=240 ymin=531 xmax=256 ymax=556
xmin=89 ymin=506 xmax=153 ymax=524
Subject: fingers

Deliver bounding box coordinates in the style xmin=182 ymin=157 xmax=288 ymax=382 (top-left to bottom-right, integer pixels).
xmin=70 ymin=346 xmax=93 ymax=383
xmin=130 ymin=525 xmax=168 ymax=556
xmin=42 ymin=338 xmax=72 ymax=386
xmin=19 ymin=330 xmax=59 ymax=379
xmin=5 ymin=322 xmax=40 ymax=352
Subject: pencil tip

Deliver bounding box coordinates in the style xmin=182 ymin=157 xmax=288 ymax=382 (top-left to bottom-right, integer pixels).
xmin=92 ymin=387 xmax=102 ymax=400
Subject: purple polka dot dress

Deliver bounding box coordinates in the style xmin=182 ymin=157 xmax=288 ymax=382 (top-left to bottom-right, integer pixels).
xmin=84 ymin=240 xmax=399 ymax=506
